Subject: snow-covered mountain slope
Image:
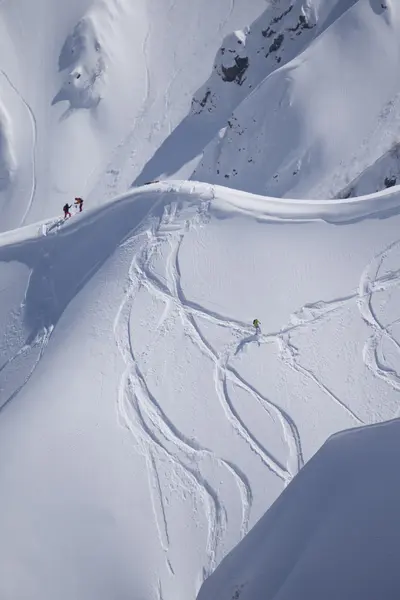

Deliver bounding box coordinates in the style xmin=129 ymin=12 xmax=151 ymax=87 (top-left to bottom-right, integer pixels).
xmin=197 ymin=417 xmax=400 ymax=600
xmin=134 ymin=0 xmax=354 ymax=188
xmin=3 ymin=0 xmax=400 ymax=598
xmin=193 ymin=0 xmax=400 ymax=199
xmin=2 ymin=181 xmax=400 ymax=599
xmin=0 ymin=0 xmax=265 ymax=232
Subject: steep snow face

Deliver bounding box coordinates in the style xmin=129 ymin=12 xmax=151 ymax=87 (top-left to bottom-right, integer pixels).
xmin=135 ymin=0 xmax=352 ymax=187
xmin=2 ymin=182 xmax=400 ymax=599
xmin=0 ymin=0 xmax=265 ymax=232
xmin=191 ymin=0 xmax=353 ymax=119
xmin=197 ymin=418 xmax=400 ymax=600
xmin=194 ymin=0 xmax=400 ymax=199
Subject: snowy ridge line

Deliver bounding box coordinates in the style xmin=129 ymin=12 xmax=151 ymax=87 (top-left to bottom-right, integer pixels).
xmin=213 ymin=183 xmax=400 ymax=224
xmin=49 ymin=177 xmax=400 ymax=226
xmin=2 ymin=177 xmax=400 ymax=249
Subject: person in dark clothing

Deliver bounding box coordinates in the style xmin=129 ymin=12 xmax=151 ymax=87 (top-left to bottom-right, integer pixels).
xmin=63 ymin=203 xmax=72 ymax=218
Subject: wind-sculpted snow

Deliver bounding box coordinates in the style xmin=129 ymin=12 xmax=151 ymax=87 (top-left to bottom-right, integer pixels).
xmin=1 ymin=181 xmax=400 ymax=599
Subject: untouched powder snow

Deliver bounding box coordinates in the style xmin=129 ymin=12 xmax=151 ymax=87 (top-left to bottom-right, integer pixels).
xmin=2 ymin=181 xmax=400 ymax=598
xmin=197 ymin=418 xmax=400 ymax=600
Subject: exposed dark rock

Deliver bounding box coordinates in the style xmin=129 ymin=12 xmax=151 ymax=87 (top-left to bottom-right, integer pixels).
xmin=384 ymin=176 xmax=397 ymax=188
xmin=221 ymin=56 xmax=249 ymax=84
xmin=266 ymin=33 xmax=284 ymax=57
xmin=200 ymin=90 xmax=211 ymax=108
xmin=271 ymin=4 xmax=293 ymax=25
xmin=288 ymin=15 xmax=315 ymax=32
xmin=262 ymin=27 xmax=276 ymax=38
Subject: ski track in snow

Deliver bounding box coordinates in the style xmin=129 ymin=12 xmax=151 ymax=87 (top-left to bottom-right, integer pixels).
xmin=358 ymin=239 xmax=400 ymax=395
xmin=0 ymin=69 xmax=38 ymax=226
xmin=114 ymin=222 xmax=230 ymax=581
xmin=111 ymin=195 xmax=400 ymax=584
xmin=217 ymin=0 xmax=236 ymax=36
xmin=0 ymin=325 xmax=52 ymax=413
xmin=276 ymin=238 xmax=400 ymax=424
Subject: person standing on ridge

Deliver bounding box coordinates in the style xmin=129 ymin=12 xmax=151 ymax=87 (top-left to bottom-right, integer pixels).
xmin=74 ymin=197 xmax=83 ymax=213
xmin=63 ymin=203 xmax=72 ymax=219
xmin=253 ymin=318 xmax=261 ymax=334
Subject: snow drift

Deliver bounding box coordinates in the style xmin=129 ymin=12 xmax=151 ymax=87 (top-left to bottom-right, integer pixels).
xmin=197 ymin=418 xmax=400 ymax=600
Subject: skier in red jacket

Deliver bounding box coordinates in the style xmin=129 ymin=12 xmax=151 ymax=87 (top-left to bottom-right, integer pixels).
xmin=74 ymin=197 xmax=84 ymax=212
